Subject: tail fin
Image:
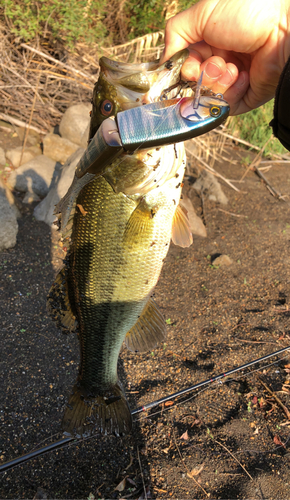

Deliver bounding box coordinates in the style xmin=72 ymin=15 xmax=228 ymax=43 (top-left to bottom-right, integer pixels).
xmin=62 ymin=381 xmax=132 ymax=437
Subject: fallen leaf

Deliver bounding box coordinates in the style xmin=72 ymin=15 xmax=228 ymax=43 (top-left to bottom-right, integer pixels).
xmin=273 ymin=435 xmax=285 ymax=448
xmin=114 ymin=477 xmax=126 ymax=492
xmin=127 ymin=477 xmax=137 ymax=487
xmin=180 ymin=430 xmax=189 ymax=440
xmin=187 ymin=464 xmax=204 ymax=478
xmin=77 ymin=204 xmax=87 ymax=216
xmin=252 ymin=396 xmax=258 ymax=404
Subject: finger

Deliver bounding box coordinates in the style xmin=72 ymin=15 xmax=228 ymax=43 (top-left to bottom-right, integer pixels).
xmin=180 ymin=50 xmax=203 ymax=81
xmin=161 ymin=6 xmax=204 ymax=63
xmin=210 ymin=63 xmax=239 ymax=95
xmin=210 ymin=48 xmax=250 ymax=72
xmin=223 ymin=71 xmax=252 ymax=115
xmin=200 ymin=56 xmax=227 ymax=87
xmin=181 ymin=54 xmax=227 ymax=84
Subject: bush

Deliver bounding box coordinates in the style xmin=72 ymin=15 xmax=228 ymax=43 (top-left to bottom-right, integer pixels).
xmin=2 ymin=0 xmax=107 ymax=48
xmin=229 ymin=100 xmax=288 ymax=157
xmin=1 ymin=0 xmax=197 ymax=47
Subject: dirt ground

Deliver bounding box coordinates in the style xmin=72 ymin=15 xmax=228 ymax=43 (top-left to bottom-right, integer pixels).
xmin=1 ymin=128 xmax=290 ymax=499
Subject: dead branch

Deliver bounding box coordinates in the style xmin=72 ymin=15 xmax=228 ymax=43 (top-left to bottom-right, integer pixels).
xmin=0 ymin=112 xmax=47 ymax=134
xmin=256 ymin=374 xmax=290 ymax=421
xmin=20 ymin=43 xmax=95 ymax=81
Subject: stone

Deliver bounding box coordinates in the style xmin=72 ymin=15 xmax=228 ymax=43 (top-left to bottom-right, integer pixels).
xmin=212 ymin=254 xmax=233 ymax=267
xmin=80 ymin=122 xmax=90 ymax=148
xmin=14 ymin=127 xmax=41 ymax=146
xmin=193 ymin=170 xmax=228 ymax=205
xmin=6 ymin=145 xmax=42 ymax=168
xmin=43 ymin=133 xmax=79 ymax=164
xmin=59 ymin=103 xmax=91 ymax=146
xmin=0 ymin=180 xmax=18 ymax=251
xmin=22 ymin=191 xmax=41 ymax=204
xmin=0 ymin=147 xmax=6 ymax=166
xmin=7 ymin=155 xmax=61 ymax=197
xmin=3 ymin=184 xmax=22 ymax=218
xmin=34 ymin=148 xmax=84 ymax=226
xmin=180 ymin=194 xmax=207 ymax=238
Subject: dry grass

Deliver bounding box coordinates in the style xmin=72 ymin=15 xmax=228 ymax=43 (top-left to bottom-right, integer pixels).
xmin=0 ymin=24 xmax=164 ymax=133
xmin=0 ymin=24 xmax=289 ymax=192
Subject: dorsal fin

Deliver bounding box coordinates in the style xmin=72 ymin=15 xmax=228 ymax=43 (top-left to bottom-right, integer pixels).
xmin=171 ymin=204 xmax=193 ymax=248
xmin=125 ymin=298 xmax=167 ymax=353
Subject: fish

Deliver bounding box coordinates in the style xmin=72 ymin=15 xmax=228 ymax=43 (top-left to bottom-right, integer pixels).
xmin=47 ymin=50 xmax=229 ymax=438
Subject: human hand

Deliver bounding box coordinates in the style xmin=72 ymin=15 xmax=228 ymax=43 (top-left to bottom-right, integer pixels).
xmin=161 ymin=0 xmax=290 ymax=115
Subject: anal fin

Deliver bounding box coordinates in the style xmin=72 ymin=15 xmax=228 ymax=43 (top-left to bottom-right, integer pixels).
xmin=172 ymin=203 xmax=193 ymax=248
xmin=62 ymin=381 xmax=132 ymax=437
xmin=125 ymin=298 xmax=167 ymax=353
xmin=47 ymin=267 xmax=77 ymax=333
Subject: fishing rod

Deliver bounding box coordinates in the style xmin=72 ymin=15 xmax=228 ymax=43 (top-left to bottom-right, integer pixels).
xmin=1 ymin=344 xmax=289 ymax=473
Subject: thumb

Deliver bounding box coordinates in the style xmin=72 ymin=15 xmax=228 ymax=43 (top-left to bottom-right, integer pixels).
xmin=161 ymin=1 xmax=212 ymax=63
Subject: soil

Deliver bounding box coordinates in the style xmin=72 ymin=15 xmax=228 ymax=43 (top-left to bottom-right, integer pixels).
xmin=1 ymin=128 xmax=290 ymax=499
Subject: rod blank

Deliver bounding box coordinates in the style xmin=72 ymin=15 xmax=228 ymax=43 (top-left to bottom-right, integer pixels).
xmin=1 ymin=345 xmax=289 ymax=473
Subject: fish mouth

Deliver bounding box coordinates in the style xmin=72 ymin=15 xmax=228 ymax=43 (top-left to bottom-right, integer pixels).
xmin=100 ymin=49 xmax=189 ymax=109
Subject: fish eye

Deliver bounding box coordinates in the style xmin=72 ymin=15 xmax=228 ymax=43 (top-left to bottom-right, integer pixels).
xmin=210 ymin=106 xmax=221 ymax=117
xmin=100 ymin=99 xmax=113 ymax=116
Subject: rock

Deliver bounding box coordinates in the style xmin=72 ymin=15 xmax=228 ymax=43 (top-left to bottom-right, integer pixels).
xmin=59 ymin=103 xmax=91 ymax=146
xmin=193 ymin=170 xmax=228 ymax=205
xmin=181 ymin=194 xmax=207 ymax=237
xmin=212 ymin=254 xmax=233 ymax=267
xmin=14 ymin=127 xmax=41 ymax=146
xmin=34 ymin=148 xmax=84 ymax=226
xmin=22 ymin=191 xmax=41 ymax=204
xmin=43 ymin=133 xmax=79 ymax=164
xmin=0 ymin=147 xmax=6 ymax=165
xmin=6 ymin=145 xmax=42 ymax=168
xmin=3 ymin=184 xmax=22 ymax=218
xmin=7 ymin=155 xmax=61 ymax=197
xmin=80 ymin=122 xmax=90 ymax=148
xmin=33 ymin=487 xmax=48 ymax=500
xmin=0 ymin=180 xmax=18 ymax=251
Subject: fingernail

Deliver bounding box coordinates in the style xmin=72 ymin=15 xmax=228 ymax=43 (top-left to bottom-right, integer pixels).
xmin=204 ymin=62 xmax=222 ymax=79
xmin=218 ymin=69 xmax=234 ymax=86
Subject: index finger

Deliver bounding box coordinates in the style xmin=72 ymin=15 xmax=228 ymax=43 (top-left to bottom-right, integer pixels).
xmin=160 ymin=8 xmax=203 ymax=63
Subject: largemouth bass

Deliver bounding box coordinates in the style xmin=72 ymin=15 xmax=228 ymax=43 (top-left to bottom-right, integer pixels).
xmin=48 ymin=50 xmax=229 ymax=438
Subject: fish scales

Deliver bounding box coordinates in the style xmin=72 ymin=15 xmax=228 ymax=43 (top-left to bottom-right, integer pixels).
xmin=70 ymin=172 xmax=181 ymax=388
xmin=48 ymin=49 xmax=229 ymax=437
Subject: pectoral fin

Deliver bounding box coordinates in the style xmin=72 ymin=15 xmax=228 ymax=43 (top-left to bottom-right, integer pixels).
xmin=123 ymin=200 xmax=157 ymax=248
xmin=47 ymin=267 xmax=78 ymax=333
xmin=125 ymin=298 xmax=167 ymax=353
xmin=171 ymin=204 xmax=193 ymax=248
